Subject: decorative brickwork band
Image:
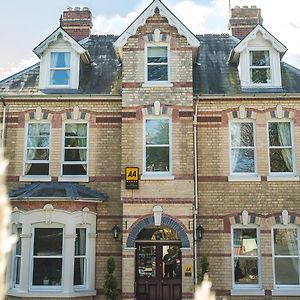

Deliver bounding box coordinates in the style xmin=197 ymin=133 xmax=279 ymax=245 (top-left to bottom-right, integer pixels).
xmin=229 ymin=105 xmax=257 ymax=120
xmin=126 ymin=214 xmax=190 ymax=248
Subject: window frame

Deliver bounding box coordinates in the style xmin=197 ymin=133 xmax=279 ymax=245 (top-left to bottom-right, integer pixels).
xmin=272 ymin=225 xmax=300 ymax=289
xmin=142 ymin=116 xmax=173 ymax=179
xmin=249 ymin=49 xmax=271 ymax=85
xmin=22 ymin=121 xmax=51 ymax=181
xmin=267 ymin=119 xmax=296 ymax=177
xmin=30 ymin=224 xmax=64 ymax=292
xmin=10 ymin=225 xmax=22 ymax=288
xmin=229 ymin=119 xmax=257 ymax=177
xmin=49 ymin=51 xmax=71 ymax=88
xmin=145 ymin=43 xmax=170 ymax=85
xmin=74 ymin=226 xmax=88 ymax=290
xmin=231 ymin=225 xmax=262 ymax=290
xmin=60 ymin=120 xmax=89 ymax=182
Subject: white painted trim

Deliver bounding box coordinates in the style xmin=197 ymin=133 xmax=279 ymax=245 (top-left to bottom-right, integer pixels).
xmin=234 ymin=25 xmax=287 ymax=54
xmin=22 ymin=121 xmax=51 ymax=178
xmin=272 ymin=225 xmax=300 ymax=289
xmin=228 ymin=176 xmax=261 ymax=182
xmin=229 ymin=119 xmax=257 ymax=176
xmin=231 ymin=289 xmax=265 ymax=296
xmin=61 ymin=120 xmax=89 ymax=179
xmin=113 ymin=0 xmax=200 ymax=49
xmin=272 ymin=289 xmax=300 ymax=296
xmin=267 ymin=119 xmax=296 ymax=176
xmin=143 ymin=115 xmax=173 ymax=177
xmin=142 ymin=83 xmax=173 ymax=88
xmin=6 ymin=290 xmax=96 ymax=298
xmin=231 ymin=225 xmax=262 ymax=289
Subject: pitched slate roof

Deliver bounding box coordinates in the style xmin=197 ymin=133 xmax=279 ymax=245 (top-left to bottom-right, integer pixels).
xmin=9 ymin=182 xmax=107 ymax=201
xmin=0 ymin=34 xmax=300 ymax=96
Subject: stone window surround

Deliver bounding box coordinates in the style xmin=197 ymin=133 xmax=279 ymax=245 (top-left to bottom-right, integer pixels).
xmin=7 ymin=207 xmax=96 ymax=298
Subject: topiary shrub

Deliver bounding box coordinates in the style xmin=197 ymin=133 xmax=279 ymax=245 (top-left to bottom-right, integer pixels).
xmin=103 ymin=257 xmax=118 ymax=300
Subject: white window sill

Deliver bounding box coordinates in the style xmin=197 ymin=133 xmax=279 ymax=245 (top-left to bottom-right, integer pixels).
xmin=58 ymin=176 xmax=89 ymax=183
xmin=142 ymin=82 xmax=173 ymax=88
xmin=231 ymin=288 xmax=265 ymax=296
xmin=228 ymin=175 xmax=261 ymax=182
xmin=141 ymin=174 xmax=175 ymax=181
xmin=267 ymin=176 xmax=299 ymax=181
xmin=7 ymin=289 xmax=96 ymax=298
xmin=19 ymin=176 xmax=52 ymax=182
xmin=272 ymin=289 xmax=300 ymax=296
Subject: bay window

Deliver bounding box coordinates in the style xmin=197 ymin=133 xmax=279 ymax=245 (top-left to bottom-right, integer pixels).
xmin=13 ymin=227 xmax=22 ymax=287
xmin=232 ymin=227 xmax=261 ymax=287
xmin=24 ymin=122 xmax=50 ymax=176
xmin=144 ymin=118 xmax=171 ymax=175
xmin=62 ymin=122 xmax=88 ymax=176
xmin=273 ymin=227 xmax=300 ymax=286
xmin=74 ymin=228 xmax=87 ymax=287
xmin=230 ymin=121 xmax=256 ymax=175
xmin=268 ymin=121 xmax=294 ymax=174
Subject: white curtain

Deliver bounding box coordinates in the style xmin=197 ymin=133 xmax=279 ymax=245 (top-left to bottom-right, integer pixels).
xmin=278 ymin=123 xmax=293 ymax=172
xmin=231 ymin=124 xmax=241 ymax=172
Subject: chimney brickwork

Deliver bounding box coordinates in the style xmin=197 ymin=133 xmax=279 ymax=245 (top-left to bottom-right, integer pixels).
xmin=229 ymin=6 xmax=263 ymax=40
xmin=61 ymin=7 xmax=93 ymax=41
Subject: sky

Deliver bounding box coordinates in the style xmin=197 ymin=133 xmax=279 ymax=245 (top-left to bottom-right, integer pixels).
xmin=0 ymin=0 xmax=299 ymax=80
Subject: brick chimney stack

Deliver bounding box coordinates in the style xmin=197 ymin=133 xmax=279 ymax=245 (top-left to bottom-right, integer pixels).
xmin=60 ymin=6 xmax=93 ymax=41
xmin=229 ymin=6 xmax=263 ymax=40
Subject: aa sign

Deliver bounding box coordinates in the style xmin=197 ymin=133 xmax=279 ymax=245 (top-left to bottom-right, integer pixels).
xmin=125 ymin=167 xmax=139 ymax=189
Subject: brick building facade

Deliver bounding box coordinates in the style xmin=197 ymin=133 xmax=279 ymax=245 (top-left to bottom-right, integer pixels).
xmin=1 ymin=1 xmax=300 ymax=299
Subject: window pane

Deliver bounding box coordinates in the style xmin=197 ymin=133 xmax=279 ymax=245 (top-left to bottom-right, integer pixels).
xmin=231 ymin=149 xmax=255 ymax=173
xmin=65 ymin=137 xmax=87 ymax=148
xmin=34 ymin=228 xmax=62 ymax=256
xmin=75 ymin=228 xmax=86 ymax=256
xmin=251 ymin=68 xmax=270 ymax=83
xmin=65 ymin=149 xmax=87 ymax=161
xmin=274 ymin=228 xmax=298 ymax=256
xmin=233 ymin=228 xmax=257 ymax=256
xmin=250 ymin=51 xmax=270 ymax=66
xmin=275 ymin=258 xmax=299 ymax=285
xmin=231 ymin=123 xmax=254 ymax=147
xmin=16 ymin=228 xmax=22 ymax=255
xmin=146 ymin=120 xmax=169 ymax=145
xmin=25 ymin=163 xmax=49 ymax=175
xmin=32 ymin=258 xmax=62 ymax=286
xmin=269 ymin=123 xmax=292 ymax=146
xmin=146 ymin=147 xmax=169 ymax=172
xmin=50 ymin=70 xmax=70 ymax=85
xmin=27 ymin=149 xmax=49 ymax=160
xmin=27 ymin=137 xmax=50 ymax=148
xmin=28 ymin=124 xmax=50 ymax=136
xmin=163 ymin=245 xmax=181 ymax=279
xmin=15 ymin=257 xmax=21 ymax=285
xmin=74 ymin=258 xmax=85 ymax=285
xmin=65 ymin=124 xmax=87 ymax=137
xmin=270 ymin=148 xmax=293 ymax=172
xmin=63 ymin=164 xmax=87 ymax=175
xmin=50 ymin=52 xmax=70 ymax=68
xmin=148 ymin=65 xmax=168 ymax=81
xmin=234 ymin=258 xmax=258 ymax=284
xmin=137 ymin=245 xmax=156 ymax=278
xmin=148 ymin=47 xmax=167 ymax=63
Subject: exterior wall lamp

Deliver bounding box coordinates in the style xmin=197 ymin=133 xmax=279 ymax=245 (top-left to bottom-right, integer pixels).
xmin=196 ymin=225 xmax=204 ymax=240
xmin=112 ymin=225 xmax=121 ymax=240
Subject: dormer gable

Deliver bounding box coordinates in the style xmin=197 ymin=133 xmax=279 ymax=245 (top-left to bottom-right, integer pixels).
xmin=228 ymin=25 xmax=287 ymax=89
xmin=33 ymin=27 xmax=91 ymax=91
xmin=113 ymin=0 xmax=200 ymax=60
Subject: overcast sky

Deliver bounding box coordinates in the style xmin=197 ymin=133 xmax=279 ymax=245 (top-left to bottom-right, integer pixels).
xmin=0 ymin=0 xmax=299 ymax=80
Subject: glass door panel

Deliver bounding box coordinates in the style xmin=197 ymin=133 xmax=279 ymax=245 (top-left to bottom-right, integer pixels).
xmin=137 ymin=245 xmax=157 ymax=278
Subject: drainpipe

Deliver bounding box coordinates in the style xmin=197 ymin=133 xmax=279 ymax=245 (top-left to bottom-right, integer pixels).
xmin=1 ymin=97 xmax=6 ymax=149
xmin=193 ymin=103 xmax=199 ymax=285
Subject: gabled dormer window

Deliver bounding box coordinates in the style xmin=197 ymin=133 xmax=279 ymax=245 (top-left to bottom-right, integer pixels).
xmin=249 ymin=50 xmax=271 ymax=84
xmin=50 ymin=52 xmax=71 ymax=86
xmin=147 ymin=46 xmax=168 ymax=82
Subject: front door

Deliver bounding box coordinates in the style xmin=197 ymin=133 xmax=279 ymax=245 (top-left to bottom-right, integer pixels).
xmin=136 ymin=243 xmax=182 ymax=300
